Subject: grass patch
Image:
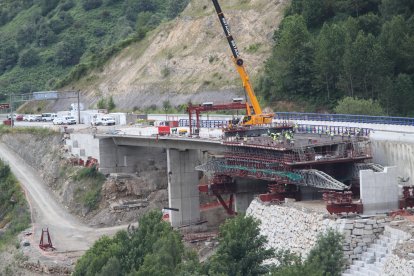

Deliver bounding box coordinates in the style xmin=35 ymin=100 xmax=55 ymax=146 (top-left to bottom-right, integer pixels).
xmin=0 ymin=161 xmax=31 ymax=249
xmin=245 ymin=43 xmax=262 ymax=53
xmin=0 ymin=125 xmax=58 ymax=136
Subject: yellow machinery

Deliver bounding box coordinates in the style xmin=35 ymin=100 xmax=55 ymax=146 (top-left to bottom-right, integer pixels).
xmin=211 ymin=0 xmax=273 ymax=126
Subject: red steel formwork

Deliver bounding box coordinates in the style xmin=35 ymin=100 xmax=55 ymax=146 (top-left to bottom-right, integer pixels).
xmin=399 ymin=186 xmax=414 ymax=209
xmin=322 ymin=191 xmax=363 ymax=214
xmin=39 ymin=228 xmax=55 ymax=251
xmin=187 ymin=102 xmax=246 ymax=136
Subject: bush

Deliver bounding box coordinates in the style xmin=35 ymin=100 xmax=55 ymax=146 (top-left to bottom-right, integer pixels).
xmin=61 ymin=0 xmax=75 ymax=11
xmin=55 ymin=37 xmax=86 ymax=66
xmin=107 ymin=96 xmax=116 ymax=111
xmin=82 ymin=0 xmax=103 ymax=11
xmin=205 ymin=214 xmax=274 ymax=276
xmin=40 ymin=0 xmax=59 ymax=16
xmin=74 ymin=165 xmax=104 ymax=181
xmin=73 ymin=210 xmax=196 ymax=275
xmin=19 ymin=48 xmax=40 ymax=67
xmin=334 ymin=96 xmax=385 ymax=116
xmin=97 ymin=98 xmax=106 ymax=109
xmin=0 ymin=161 xmax=30 ymax=249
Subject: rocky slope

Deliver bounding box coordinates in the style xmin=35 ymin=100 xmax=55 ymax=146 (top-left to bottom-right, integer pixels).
xmin=51 ymin=0 xmax=289 ymax=111
xmin=0 ymin=132 xmax=167 ymax=227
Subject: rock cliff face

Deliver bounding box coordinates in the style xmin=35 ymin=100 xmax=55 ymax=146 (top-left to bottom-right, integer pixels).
xmin=0 ymin=132 xmax=167 ymax=226
xmin=52 ymin=0 xmax=289 ymax=111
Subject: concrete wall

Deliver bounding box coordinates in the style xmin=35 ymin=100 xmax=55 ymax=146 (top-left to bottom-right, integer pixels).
xmin=370 ymin=131 xmax=414 ymax=183
xmin=360 ymin=167 xmax=399 ymax=215
xmin=67 ymin=133 xmax=100 ymax=159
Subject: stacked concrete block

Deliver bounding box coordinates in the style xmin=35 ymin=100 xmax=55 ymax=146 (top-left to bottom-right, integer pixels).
xmin=345 ymin=225 xmax=413 ymax=275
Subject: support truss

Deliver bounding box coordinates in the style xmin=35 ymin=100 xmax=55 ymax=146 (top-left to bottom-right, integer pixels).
xmin=196 ymin=159 xmax=348 ymax=190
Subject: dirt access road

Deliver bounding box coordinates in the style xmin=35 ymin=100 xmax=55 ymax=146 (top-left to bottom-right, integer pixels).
xmin=0 ymin=143 xmax=130 ymax=263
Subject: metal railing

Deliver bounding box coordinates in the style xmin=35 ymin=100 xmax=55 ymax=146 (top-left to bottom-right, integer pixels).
xmin=275 ymin=112 xmax=414 ymax=126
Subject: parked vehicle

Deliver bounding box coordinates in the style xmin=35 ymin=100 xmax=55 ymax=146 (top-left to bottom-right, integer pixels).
xmin=34 ymin=115 xmax=42 ymax=122
xmin=24 ymin=114 xmax=41 ymax=122
xmin=41 ymin=113 xmax=57 ymax=122
xmin=64 ymin=116 xmax=76 ymax=125
xmin=7 ymin=114 xmax=23 ymax=121
xmin=157 ymin=126 xmax=171 ymax=136
xmin=53 ymin=116 xmax=76 ymax=125
xmin=52 ymin=117 xmax=64 ymax=125
xmin=94 ymin=116 xmax=116 ymax=126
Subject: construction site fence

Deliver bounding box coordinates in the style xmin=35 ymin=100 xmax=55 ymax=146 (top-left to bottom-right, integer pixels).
xmin=296 ymin=124 xmax=371 ymax=136
xmin=275 ymin=112 xmax=414 ymax=126
xmin=179 ymin=119 xmax=227 ymax=128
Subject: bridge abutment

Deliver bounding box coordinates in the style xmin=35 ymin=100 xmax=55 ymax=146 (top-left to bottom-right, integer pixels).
xmin=167 ymin=148 xmax=201 ymax=227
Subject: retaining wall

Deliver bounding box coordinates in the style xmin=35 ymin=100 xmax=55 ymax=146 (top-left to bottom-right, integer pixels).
xmin=246 ymin=200 xmax=388 ymax=264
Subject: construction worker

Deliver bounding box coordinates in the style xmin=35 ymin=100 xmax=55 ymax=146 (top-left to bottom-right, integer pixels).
xmin=294 ymin=123 xmax=299 ymax=133
xmin=330 ymin=132 xmax=334 ymax=140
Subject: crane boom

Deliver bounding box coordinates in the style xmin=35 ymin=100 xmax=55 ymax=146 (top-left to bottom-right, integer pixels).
xmin=211 ymin=0 xmax=272 ymax=125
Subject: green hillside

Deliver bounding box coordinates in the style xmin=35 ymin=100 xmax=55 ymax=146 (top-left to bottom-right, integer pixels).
xmin=0 ymin=0 xmax=189 ymax=96
xmin=258 ymin=0 xmax=414 ymax=116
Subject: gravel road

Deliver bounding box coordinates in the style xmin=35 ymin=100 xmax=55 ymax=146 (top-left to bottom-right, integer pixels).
xmin=0 ymin=143 xmax=130 ymax=254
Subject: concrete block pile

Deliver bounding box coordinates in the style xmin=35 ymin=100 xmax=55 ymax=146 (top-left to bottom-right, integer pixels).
xmin=246 ymin=199 xmax=387 ymax=264
xmin=382 ymin=255 xmax=414 ymax=275
xmin=381 ymin=225 xmax=414 ymax=275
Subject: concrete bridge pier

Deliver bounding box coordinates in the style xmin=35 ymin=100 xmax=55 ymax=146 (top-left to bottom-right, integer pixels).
xmin=167 ymin=148 xmax=200 ymax=227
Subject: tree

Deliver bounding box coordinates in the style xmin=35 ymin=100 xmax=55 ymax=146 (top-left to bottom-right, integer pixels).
xmin=16 ymin=25 xmax=36 ymax=48
xmin=334 ymin=96 xmax=385 ymax=116
xmin=82 ymin=0 xmax=103 ymax=11
xmin=301 ymin=0 xmax=334 ymax=27
xmin=0 ymin=41 xmax=18 ymax=73
xmin=19 ymin=48 xmax=40 ymax=67
xmin=100 ymin=257 xmax=122 ymax=276
xmin=55 ymin=37 xmax=86 ymax=66
xmin=260 ymin=15 xmax=315 ymax=103
xmin=205 ymin=214 xmax=274 ymax=276
xmin=97 ymin=98 xmax=107 ymax=109
xmin=135 ymin=231 xmax=185 ymax=276
xmin=40 ymin=0 xmax=59 ymax=16
xmin=392 ymin=74 xmax=414 ymax=116
xmin=306 ymin=229 xmax=346 ymax=276
xmin=271 ymin=230 xmax=345 ymax=276
xmin=36 ymin=23 xmax=57 ymax=47
xmin=107 ymin=96 xmax=116 ymax=111
xmin=166 ymin=0 xmax=189 ymax=19
xmin=314 ymin=23 xmax=346 ymax=102
xmin=380 ymin=0 xmax=414 ymax=20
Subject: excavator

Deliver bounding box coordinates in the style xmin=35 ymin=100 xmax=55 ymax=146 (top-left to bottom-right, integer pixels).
xmin=211 ymin=0 xmax=273 ymax=126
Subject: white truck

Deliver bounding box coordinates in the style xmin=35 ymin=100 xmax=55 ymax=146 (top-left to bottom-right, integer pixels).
xmin=94 ymin=116 xmax=116 ymax=126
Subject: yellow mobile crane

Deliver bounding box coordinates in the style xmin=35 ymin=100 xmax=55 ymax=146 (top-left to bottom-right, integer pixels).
xmin=211 ymin=0 xmax=273 ymax=126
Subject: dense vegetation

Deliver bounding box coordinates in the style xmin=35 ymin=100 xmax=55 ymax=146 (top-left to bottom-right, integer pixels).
xmin=74 ymin=211 xmax=345 ymax=276
xmin=73 ymin=165 xmax=106 ymax=211
xmin=259 ymin=0 xmax=414 ymax=116
xmin=0 ymin=161 xmax=30 ymax=249
xmin=0 ymin=0 xmax=189 ymax=96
